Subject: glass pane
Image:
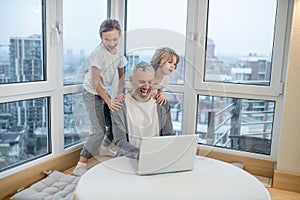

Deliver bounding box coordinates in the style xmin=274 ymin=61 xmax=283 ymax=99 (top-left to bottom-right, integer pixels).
xmin=0 ymin=97 xmax=50 ymax=172
xmin=126 ymin=0 xmax=187 ymax=84
xmin=196 ymin=95 xmax=274 ymax=155
xmin=205 ymin=0 xmax=277 ymax=85
xmin=63 ymin=0 xmax=107 ymax=85
xmin=64 ymin=93 xmax=90 ymax=148
xmin=0 ymin=0 xmax=44 ymax=84
xmin=166 ymin=92 xmax=183 ymax=135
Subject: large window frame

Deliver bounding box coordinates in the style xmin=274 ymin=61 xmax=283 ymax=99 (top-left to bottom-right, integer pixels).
xmin=192 ymin=0 xmax=289 ymax=97
xmin=0 ymin=0 xmax=293 ymax=177
xmin=184 ymin=0 xmax=291 ymax=161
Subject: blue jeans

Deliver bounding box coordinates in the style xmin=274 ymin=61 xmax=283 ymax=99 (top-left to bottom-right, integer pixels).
xmin=80 ymin=89 xmax=113 ymax=159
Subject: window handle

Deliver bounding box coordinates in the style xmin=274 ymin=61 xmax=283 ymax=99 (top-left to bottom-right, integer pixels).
xmin=50 ymin=23 xmax=62 ymax=45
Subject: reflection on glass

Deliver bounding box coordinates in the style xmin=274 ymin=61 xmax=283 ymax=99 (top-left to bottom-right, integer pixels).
xmin=196 ymin=95 xmax=274 ymax=155
xmin=0 ymin=0 xmax=44 ymax=84
xmin=0 ymin=97 xmax=49 ymax=172
xmin=64 ymin=93 xmax=90 ymax=148
xmin=205 ymin=0 xmax=277 ymax=85
xmin=63 ymin=0 xmax=107 ymax=85
xmin=126 ymin=0 xmax=187 ymax=84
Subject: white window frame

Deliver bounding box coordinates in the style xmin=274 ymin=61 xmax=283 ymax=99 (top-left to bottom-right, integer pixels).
xmin=184 ymin=0 xmax=293 ymax=161
xmin=119 ymin=0 xmax=293 ymax=161
xmin=0 ymin=0 xmax=294 ymax=178
xmin=193 ymin=0 xmax=290 ymax=97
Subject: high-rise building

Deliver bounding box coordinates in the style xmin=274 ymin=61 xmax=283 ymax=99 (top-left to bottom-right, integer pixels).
xmin=9 ymin=34 xmax=44 ymax=83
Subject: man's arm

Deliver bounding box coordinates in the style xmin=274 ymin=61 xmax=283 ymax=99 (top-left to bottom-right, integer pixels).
xmin=112 ymin=104 xmax=140 ymax=159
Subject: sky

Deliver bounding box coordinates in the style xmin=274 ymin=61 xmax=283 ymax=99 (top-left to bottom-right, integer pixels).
xmin=0 ymin=0 xmax=277 ymax=57
xmin=0 ymin=0 xmax=42 ymax=44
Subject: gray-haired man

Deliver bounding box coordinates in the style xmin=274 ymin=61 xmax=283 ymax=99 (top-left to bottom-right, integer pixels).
xmin=112 ymin=61 xmax=174 ymax=159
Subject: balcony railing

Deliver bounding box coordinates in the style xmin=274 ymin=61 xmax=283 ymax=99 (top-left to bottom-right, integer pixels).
xmin=202 ymin=98 xmax=273 ymax=155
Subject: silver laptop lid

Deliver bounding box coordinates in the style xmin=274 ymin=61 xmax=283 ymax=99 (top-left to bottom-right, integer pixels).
xmin=138 ymin=135 xmax=198 ymax=175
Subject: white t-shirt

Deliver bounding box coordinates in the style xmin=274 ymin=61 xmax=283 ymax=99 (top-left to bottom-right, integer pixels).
xmin=83 ymin=44 xmax=127 ymax=98
xmin=155 ymin=75 xmax=170 ymax=91
xmin=125 ymin=93 xmax=159 ymax=148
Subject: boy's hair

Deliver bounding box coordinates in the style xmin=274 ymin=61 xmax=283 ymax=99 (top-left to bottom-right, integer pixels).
xmin=99 ymin=19 xmax=121 ymax=38
xmin=150 ymin=47 xmax=180 ymax=70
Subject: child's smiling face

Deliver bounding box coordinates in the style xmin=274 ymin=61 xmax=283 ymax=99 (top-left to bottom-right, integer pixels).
xmin=101 ymin=29 xmax=120 ymax=53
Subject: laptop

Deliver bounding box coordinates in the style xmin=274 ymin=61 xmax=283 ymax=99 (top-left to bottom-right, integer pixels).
xmin=137 ymin=134 xmax=198 ymax=175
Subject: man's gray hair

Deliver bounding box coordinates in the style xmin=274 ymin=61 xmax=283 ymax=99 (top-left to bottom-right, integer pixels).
xmin=132 ymin=61 xmax=154 ymax=75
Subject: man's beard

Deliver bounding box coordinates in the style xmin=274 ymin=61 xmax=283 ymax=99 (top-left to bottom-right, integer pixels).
xmin=132 ymin=88 xmax=152 ymax=102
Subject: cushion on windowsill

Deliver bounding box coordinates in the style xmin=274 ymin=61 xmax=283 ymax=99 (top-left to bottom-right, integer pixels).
xmin=10 ymin=170 xmax=79 ymax=200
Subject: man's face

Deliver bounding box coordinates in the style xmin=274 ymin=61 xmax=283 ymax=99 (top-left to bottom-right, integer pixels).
xmin=130 ymin=68 xmax=155 ymax=102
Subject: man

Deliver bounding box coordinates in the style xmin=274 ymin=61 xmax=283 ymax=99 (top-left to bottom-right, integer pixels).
xmin=112 ymin=61 xmax=174 ymax=159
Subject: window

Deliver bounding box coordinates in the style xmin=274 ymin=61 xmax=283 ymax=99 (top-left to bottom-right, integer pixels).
xmin=0 ymin=97 xmax=50 ymax=172
xmin=204 ymin=0 xmax=277 ymax=86
xmin=0 ymin=0 xmax=45 ymax=84
xmin=125 ymin=0 xmax=187 ymax=84
xmin=196 ymin=95 xmax=274 ymax=155
xmin=64 ymin=93 xmax=90 ymax=148
xmin=62 ymin=0 xmax=107 ymax=149
xmin=189 ymin=0 xmax=289 ymax=157
xmin=194 ymin=0 xmax=287 ymax=98
xmin=0 ymin=0 xmax=49 ymax=173
xmin=0 ymin=0 xmax=292 ymax=175
xmin=125 ymin=0 xmax=187 ymax=134
xmin=63 ymin=0 xmax=108 ymax=85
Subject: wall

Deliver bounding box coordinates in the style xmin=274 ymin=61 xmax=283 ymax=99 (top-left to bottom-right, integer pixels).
xmin=277 ymin=0 xmax=300 ymax=174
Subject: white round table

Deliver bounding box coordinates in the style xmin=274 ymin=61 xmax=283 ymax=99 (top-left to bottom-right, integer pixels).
xmin=75 ymin=156 xmax=270 ymax=200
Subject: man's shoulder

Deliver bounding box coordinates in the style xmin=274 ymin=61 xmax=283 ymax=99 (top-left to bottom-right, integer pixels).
xmin=156 ymin=101 xmax=170 ymax=111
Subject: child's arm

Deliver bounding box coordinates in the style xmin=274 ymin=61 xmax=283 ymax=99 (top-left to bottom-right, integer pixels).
xmin=91 ymin=66 xmax=122 ymax=111
xmin=116 ymin=68 xmax=125 ymax=102
xmin=155 ymin=90 xmax=167 ymax=105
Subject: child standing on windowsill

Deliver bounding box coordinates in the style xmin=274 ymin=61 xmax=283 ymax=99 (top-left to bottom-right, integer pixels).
xmin=150 ymin=47 xmax=180 ymax=105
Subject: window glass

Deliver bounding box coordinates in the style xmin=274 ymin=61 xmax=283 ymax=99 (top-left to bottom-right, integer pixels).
xmin=64 ymin=93 xmax=90 ymax=148
xmin=63 ymin=0 xmax=107 ymax=85
xmin=196 ymin=95 xmax=274 ymax=155
xmin=0 ymin=97 xmax=50 ymax=172
xmin=205 ymin=0 xmax=277 ymax=85
xmin=126 ymin=0 xmax=187 ymax=84
xmin=0 ymin=0 xmax=44 ymax=84
xmin=166 ymin=92 xmax=183 ymax=135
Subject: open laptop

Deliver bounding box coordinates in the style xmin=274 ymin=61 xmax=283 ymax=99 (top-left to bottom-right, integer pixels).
xmin=137 ymin=134 xmax=198 ymax=175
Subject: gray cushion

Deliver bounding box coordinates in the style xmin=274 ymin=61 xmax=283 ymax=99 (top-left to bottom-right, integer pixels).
xmin=11 ymin=170 xmax=79 ymax=200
